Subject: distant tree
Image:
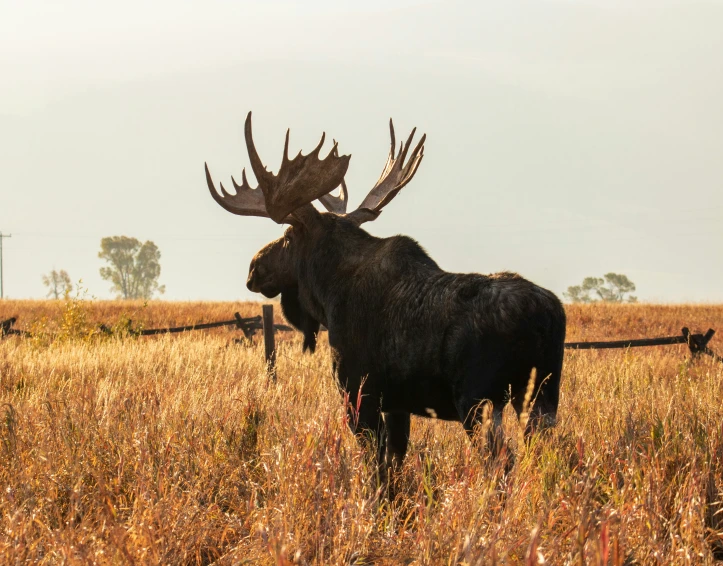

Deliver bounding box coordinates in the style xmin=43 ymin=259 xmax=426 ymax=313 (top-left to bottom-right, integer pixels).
xmin=98 ymin=236 xmax=165 ymax=299
xmin=42 ymin=269 xmax=72 ymax=299
xmin=564 ymin=273 xmax=637 ymax=303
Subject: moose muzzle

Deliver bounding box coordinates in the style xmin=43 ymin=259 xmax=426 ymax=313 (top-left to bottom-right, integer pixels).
xmin=246 ymin=268 xmax=259 ymax=293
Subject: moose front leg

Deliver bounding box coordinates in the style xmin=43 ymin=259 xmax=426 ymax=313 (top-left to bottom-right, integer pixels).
xmin=349 ymin=397 xmax=386 ymax=477
xmin=350 ymin=406 xmax=411 ymax=497
xmin=382 ymin=411 xmax=410 ymax=499
xmin=383 ymin=412 xmax=410 ymax=472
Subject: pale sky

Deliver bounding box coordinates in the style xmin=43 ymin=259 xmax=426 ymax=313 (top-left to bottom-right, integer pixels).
xmin=2 ymin=0 xmax=722 ymax=302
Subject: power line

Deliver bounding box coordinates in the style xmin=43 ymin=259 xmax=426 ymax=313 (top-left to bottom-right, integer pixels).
xmin=0 ymin=232 xmax=11 ymax=299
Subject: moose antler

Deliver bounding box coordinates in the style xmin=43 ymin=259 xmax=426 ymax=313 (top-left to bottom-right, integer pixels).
xmin=354 ymin=119 xmax=425 ymax=216
xmin=329 ymin=120 xmax=425 ymax=226
xmin=317 ymin=141 xmax=349 ymax=214
xmin=206 ymin=112 xmax=351 ymax=223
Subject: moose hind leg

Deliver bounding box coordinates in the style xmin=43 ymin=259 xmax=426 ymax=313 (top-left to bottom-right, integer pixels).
xmin=457 ymin=399 xmax=506 ymax=459
xmin=511 ymin=368 xmax=561 ymax=438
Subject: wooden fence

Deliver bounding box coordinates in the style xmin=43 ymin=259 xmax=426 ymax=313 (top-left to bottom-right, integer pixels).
xmin=566 ymin=327 xmax=721 ymax=364
xmin=2 ymin=308 xmax=721 ymax=376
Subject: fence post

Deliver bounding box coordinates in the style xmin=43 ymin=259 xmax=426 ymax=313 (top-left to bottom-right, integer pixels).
xmin=262 ymin=304 xmax=276 ymax=379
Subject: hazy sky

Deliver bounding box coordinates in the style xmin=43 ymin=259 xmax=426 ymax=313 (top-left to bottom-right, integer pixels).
xmin=2 ymin=0 xmax=722 ymax=302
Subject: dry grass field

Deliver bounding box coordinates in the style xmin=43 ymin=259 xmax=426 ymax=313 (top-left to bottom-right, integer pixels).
xmin=1 ymin=299 xmax=722 ymax=564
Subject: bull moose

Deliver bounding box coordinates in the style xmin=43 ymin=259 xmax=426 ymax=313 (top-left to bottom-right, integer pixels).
xmin=205 ymin=113 xmax=566 ymax=481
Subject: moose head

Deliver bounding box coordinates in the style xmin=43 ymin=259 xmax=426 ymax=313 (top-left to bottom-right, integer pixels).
xmin=205 ymin=112 xmax=426 ymax=351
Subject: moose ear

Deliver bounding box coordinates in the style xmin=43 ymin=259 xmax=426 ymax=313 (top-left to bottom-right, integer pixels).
xmin=344 ymin=208 xmax=380 ymax=227
xmin=286 ymin=204 xmax=322 ymax=229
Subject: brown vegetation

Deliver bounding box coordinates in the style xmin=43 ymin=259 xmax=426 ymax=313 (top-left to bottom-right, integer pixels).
xmin=1 ymin=300 xmax=722 ymax=564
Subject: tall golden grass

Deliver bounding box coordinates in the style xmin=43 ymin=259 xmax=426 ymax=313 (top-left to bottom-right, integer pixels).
xmin=1 ymin=299 xmax=722 ymax=564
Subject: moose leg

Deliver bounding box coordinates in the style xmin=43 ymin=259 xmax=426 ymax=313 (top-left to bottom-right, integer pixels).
xmin=457 ymin=400 xmax=505 ymax=458
xmin=346 ymin=391 xmax=388 ymax=488
xmin=529 ymin=370 xmax=560 ymax=435
xmin=522 ymin=401 xmax=558 ymax=439
xmin=472 ymin=405 xmax=513 ymax=473
xmin=511 ymin=369 xmax=560 ymax=438
xmin=383 ymin=411 xmax=410 ymax=472
xmin=376 ymin=412 xmax=410 ymax=499
xmin=452 ymin=359 xmax=508 ymax=460
xmin=454 ymin=391 xmax=515 ymax=474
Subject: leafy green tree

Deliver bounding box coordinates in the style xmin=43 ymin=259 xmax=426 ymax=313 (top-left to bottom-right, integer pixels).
xmin=42 ymin=269 xmax=72 ymax=299
xmin=98 ymin=236 xmax=165 ymax=299
xmin=564 ymin=273 xmax=637 ymax=303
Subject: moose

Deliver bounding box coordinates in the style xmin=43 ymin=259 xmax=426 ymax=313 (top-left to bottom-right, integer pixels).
xmin=205 ymin=113 xmax=566 ymax=481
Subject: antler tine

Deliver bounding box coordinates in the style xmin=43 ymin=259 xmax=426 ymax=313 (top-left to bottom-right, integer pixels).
xmin=353 ymin=119 xmax=426 ymax=216
xmin=282 ymin=129 xmax=290 ymax=164
xmin=244 ymin=112 xmax=274 ymax=189
xmin=318 ymin=140 xmax=349 ymax=214
xmin=312 ymin=132 xmax=327 ymax=158
xmin=396 ymin=126 xmax=416 ymax=167
xmin=375 ymin=119 xmax=397 ymax=184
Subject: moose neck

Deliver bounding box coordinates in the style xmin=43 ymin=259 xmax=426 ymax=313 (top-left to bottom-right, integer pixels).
xmin=294 ymin=221 xmax=380 ymax=328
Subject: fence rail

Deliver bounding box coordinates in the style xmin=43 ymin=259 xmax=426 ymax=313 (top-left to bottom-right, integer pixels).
xmin=97 ymin=313 xmax=292 ymax=339
xmin=2 ymin=311 xmax=722 ymax=370
xmin=1 ymin=311 xmax=292 ymax=344
xmin=565 ymin=327 xmax=721 ymax=363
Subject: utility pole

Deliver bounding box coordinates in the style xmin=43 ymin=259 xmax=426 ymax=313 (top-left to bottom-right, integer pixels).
xmin=0 ymin=232 xmax=11 ymax=299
